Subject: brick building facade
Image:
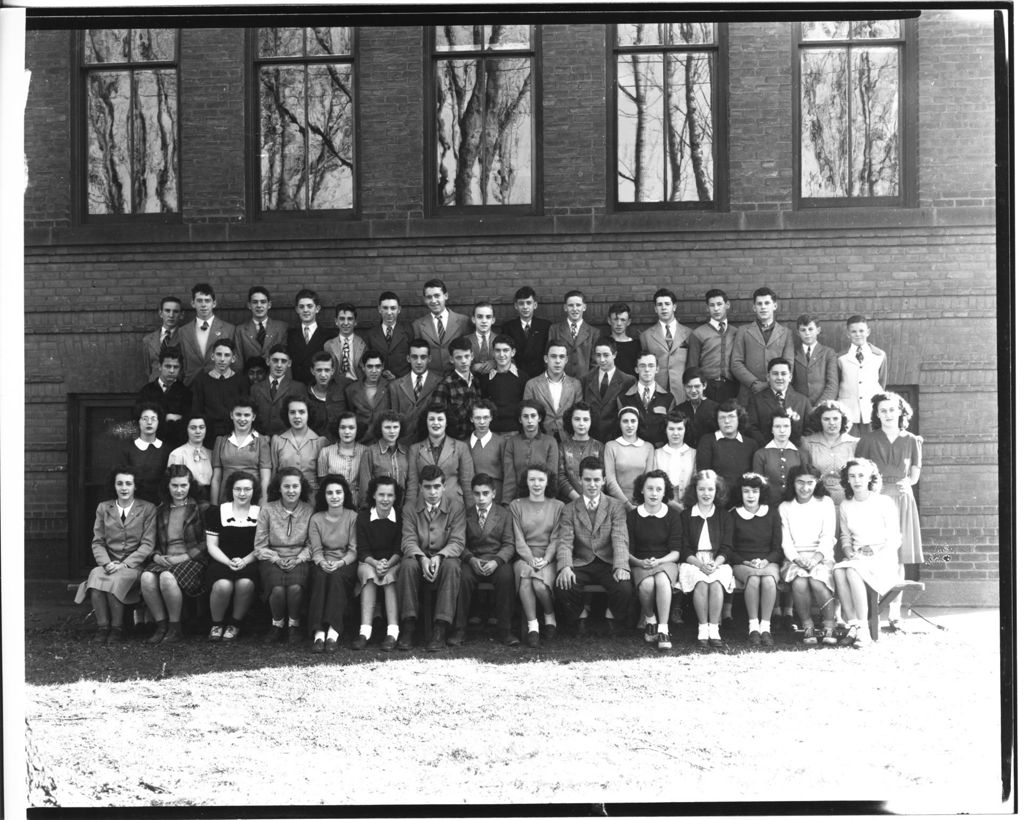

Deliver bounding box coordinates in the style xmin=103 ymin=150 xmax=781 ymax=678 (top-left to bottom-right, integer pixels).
xmin=22 ymin=12 xmax=1000 ymax=605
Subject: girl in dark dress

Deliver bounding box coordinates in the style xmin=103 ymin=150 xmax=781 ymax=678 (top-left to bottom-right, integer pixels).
xmin=352 ymin=475 xmax=404 ymax=651
xmin=205 ymin=470 xmax=261 ymax=642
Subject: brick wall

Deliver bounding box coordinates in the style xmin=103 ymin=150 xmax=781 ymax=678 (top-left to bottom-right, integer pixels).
xmin=22 ymin=13 xmax=1001 ymax=605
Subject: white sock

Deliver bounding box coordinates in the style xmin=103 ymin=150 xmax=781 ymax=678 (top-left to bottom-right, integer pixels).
xmin=784 ymin=607 xmax=794 ymax=617
xmin=543 ymin=612 xmax=557 ymax=626
xmin=605 ymin=607 xmax=614 ymax=619
xmin=759 ymin=620 xmax=771 ymax=634
xmin=386 ymin=623 xmax=399 ymax=638
xmin=358 ymin=624 xmax=372 ymax=638
xmin=288 ymin=617 xmax=301 ymax=628
xmin=313 ymin=630 xmax=326 ymax=642
xmin=326 ymin=627 xmax=340 ymax=641
xmin=657 ymin=623 xmax=668 ymax=634
xmin=748 ymin=619 xmax=759 ymax=634
xmin=645 ymin=615 xmax=657 ymax=625
xmin=697 ymin=623 xmax=709 ymax=639
xmin=708 ymin=623 xmax=721 ymax=639
xmin=527 ymin=619 xmax=540 ymax=632
xmin=271 ymin=618 xmax=285 ymax=628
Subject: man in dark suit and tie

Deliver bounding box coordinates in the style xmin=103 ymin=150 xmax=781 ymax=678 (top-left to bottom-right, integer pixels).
xmin=386 ymin=339 xmax=441 ymax=445
xmin=137 ymin=347 xmax=192 ymax=449
xmin=554 ymin=456 xmax=633 ymax=636
xmin=361 ymin=290 xmax=413 ymax=380
xmin=450 ymin=473 xmax=519 ymax=647
xmin=748 ymin=358 xmax=814 ymax=446
xmin=141 ymin=296 xmax=183 ymax=382
xmin=250 ymin=345 xmax=306 ymax=436
xmin=179 ymin=283 xmax=236 ymax=386
xmin=581 ymin=337 xmax=637 ymax=442
xmin=233 ymin=286 xmax=289 ymax=364
xmin=410 ymin=278 xmax=473 ymax=376
xmin=500 ymin=286 xmax=551 ymax=380
xmin=286 ymin=288 xmax=334 ymax=386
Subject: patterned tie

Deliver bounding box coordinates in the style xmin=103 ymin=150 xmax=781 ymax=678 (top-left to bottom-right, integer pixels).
xmin=341 ymin=339 xmax=350 ymax=376
xmin=200 ymin=321 xmax=209 ymax=332
xmin=599 ymin=372 xmax=609 ymax=397
xmin=479 ymin=334 xmax=488 ymax=356
xmin=718 ymin=322 xmax=726 ymax=335
xmin=776 ymin=390 xmax=785 ymax=409
xmin=256 ymin=321 xmax=266 ymax=347
xmin=478 ymin=508 xmax=487 ymax=529
xmin=270 ymin=379 xmax=279 ymax=398
xmin=856 ymin=346 xmax=864 ymax=363
xmin=805 ymin=345 xmax=812 ymax=362
xmin=570 ymin=321 xmax=578 ymax=340
xmin=436 ymin=317 xmax=445 ymax=342
xmin=664 ymin=323 xmax=673 ymax=346
xmin=414 ymin=374 xmax=423 ymax=401
xmin=643 ymin=386 xmax=651 ymax=408
xmin=303 ymin=326 xmax=311 ymax=343
xmin=384 ymin=325 xmax=392 ymax=343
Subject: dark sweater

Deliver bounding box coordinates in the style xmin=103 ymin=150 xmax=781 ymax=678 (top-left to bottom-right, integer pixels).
xmin=723 ymin=507 xmax=784 ymax=565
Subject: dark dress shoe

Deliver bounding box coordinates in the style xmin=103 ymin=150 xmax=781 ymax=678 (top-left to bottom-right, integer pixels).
xmin=147 ymin=623 xmax=168 ymax=644
xmin=397 ymin=624 xmax=414 ymax=650
xmin=709 ymin=637 xmax=726 ymax=649
xmin=263 ymin=626 xmax=285 ymax=644
xmin=288 ymin=626 xmax=303 ymax=645
xmin=350 ymin=635 xmax=367 ymax=650
xmin=325 ymin=638 xmax=338 ymax=653
xmin=697 ymin=638 xmax=710 ymax=649
xmin=426 ymin=624 xmax=447 ymax=652
xmin=381 ymin=634 xmax=397 ymax=652
xmin=541 ymin=623 xmax=557 ymax=641
xmin=312 ymin=637 xmax=325 ymax=653
xmin=526 ymin=630 xmax=540 ymax=648
xmin=447 ymin=628 xmax=466 ymax=647
xmin=500 ymin=631 xmax=520 ymax=647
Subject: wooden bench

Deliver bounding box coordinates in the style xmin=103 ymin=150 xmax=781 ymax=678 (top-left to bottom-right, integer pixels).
xmin=866 ymin=580 xmax=926 ymax=641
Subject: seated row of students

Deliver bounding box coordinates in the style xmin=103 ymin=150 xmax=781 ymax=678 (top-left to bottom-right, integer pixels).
xmin=146 ymin=282 xmax=889 ymax=442
xmin=84 ymin=448 xmax=900 ymax=654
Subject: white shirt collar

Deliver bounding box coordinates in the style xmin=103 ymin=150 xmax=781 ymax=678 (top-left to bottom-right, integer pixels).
xmin=370 ymin=507 xmax=397 ymax=523
xmin=116 ymin=500 xmax=135 ymax=517
xmin=490 ymin=363 xmax=519 ymax=378
xmin=765 ymin=440 xmax=799 ymax=451
xmin=637 ymin=503 xmax=668 ymax=519
xmin=715 ymin=430 xmax=744 ymax=443
xmin=134 ymin=438 xmax=163 ymax=450
xmin=690 ymin=504 xmax=716 ymax=519
xmin=709 ymin=318 xmax=727 ymax=331
xmin=303 ymin=322 xmax=318 ymax=334
xmin=229 ymin=431 xmax=256 ymax=448
xmin=735 ymin=504 xmax=769 ymax=520
xmin=615 ymin=437 xmax=645 ymax=447
xmin=470 ymin=431 xmax=493 ymax=448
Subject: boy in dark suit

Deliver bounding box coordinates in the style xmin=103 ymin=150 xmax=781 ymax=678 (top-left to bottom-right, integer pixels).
xmin=410 ymin=278 xmax=473 ymax=375
xmin=233 ymin=286 xmax=289 ymax=364
xmin=141 ymin=296 xmax=182 ymax=382
xmin=137 ymin=347 xmax=192 ymax=449
xmin=286 ymin=288 xmax=334 ymax=386
xmin=361 ymin=290 xmax=412 ymax=380
xmin=451 ymin=473 xmax=519 ymax=647
xmin=251 ymin=344 xmax=306 ymax=436
xmin=581 ymin=337 xmax=636 ymax=443
xmin=500 ymin=286 xmax=551 ymax=380
xmin=747 ymin=358 xmax=813 ymax=446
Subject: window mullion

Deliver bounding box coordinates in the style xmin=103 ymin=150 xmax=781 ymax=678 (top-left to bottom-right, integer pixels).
xmin=662 ymin=48 xmax=670 ymax=203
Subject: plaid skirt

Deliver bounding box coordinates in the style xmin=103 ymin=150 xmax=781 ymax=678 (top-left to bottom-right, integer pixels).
xmin=142 ymin=558 xmax=207 ymax=597
xmin=258 ymin=560 xmax=310 ymax=601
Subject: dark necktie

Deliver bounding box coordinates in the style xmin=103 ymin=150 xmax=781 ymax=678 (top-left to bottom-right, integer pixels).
xmin=599 ymin=373 xmax=609 ymax=397
xmin=523 ymin=322 xmax=531 ymax=335
xmin=270 ymin=379 xmax=279 ymax=398
xmin=805 ymin=345 xmax=811 ymax=362
xmin=856 ymin=346 xmax=864 ymax=363
xmin=414 ymin=375 xmax=423 ymax=401
xmin=256 ymin=321 xmax=266 ymax=346
xmin=384 ymin=325 xmax=393 ymax=343
xmin=436 ymin=317 xmax=445 ymax=341
xmin=775 ymin=391 xmax=785 ymax=409
xmin=200 ymin=321 xmax=209 ymax=332
xmin=642 ymin=386 xmax=651 ymax=408
xmin=718 ymin=322 xmax=726 ymax=335
xmin=664 ymin=324 xmax=673 ymax=346
xmin=120 ymin=509 xmax=127 ymax=524
xmin=570 ymin=321 xmax=578 ymax=340
xmin=478 ymin=509 xmax=487 ymax=529
xmin=341 ymin=339 xmax=350 ymax=376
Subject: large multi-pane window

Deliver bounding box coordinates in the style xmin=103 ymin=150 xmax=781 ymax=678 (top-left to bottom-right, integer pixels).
xmin=255 ymin=27 xmax=355 ymax=213
xmin=612 ymin=23 xmax=723 ymax=208
xmin=82 ymin=28 xmax=179 ymax=216
xmin=796 ymin=20 xmax=909 ymax=204
xmin=430 ymin=25 xmax=537 ymax=211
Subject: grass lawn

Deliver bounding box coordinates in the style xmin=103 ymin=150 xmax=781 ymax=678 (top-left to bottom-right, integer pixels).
xmin=23 ymin=610 xmax=1004 ymax=811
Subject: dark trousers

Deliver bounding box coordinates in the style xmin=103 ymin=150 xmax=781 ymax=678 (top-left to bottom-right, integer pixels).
xmin=398 ymin=555 xmax=461 ymax=625
xmin=455 ymin=560 xmax=516 ymax=632
xmin=307 ymin=562 xmax=358 ymax=636
xmin=555 ymin=558 xmax=633 ymax=627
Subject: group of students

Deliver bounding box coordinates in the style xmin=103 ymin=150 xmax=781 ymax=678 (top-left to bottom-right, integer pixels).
xmin=82 ymin=279 xmax=922 ymax=651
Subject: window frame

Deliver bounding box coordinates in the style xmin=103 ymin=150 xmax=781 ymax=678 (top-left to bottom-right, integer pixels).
xmin=72 ymin=28 xmax=183 ymax=224
xmin=607 ymin=22 xmax=729 ymax=212
xmin=792 ymin=19 xmax=918 ymax=209
xmin=425 ymin=25 xmax=542 ymax=216
xmin=246 ymin=26 xmax=360 ymax=221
